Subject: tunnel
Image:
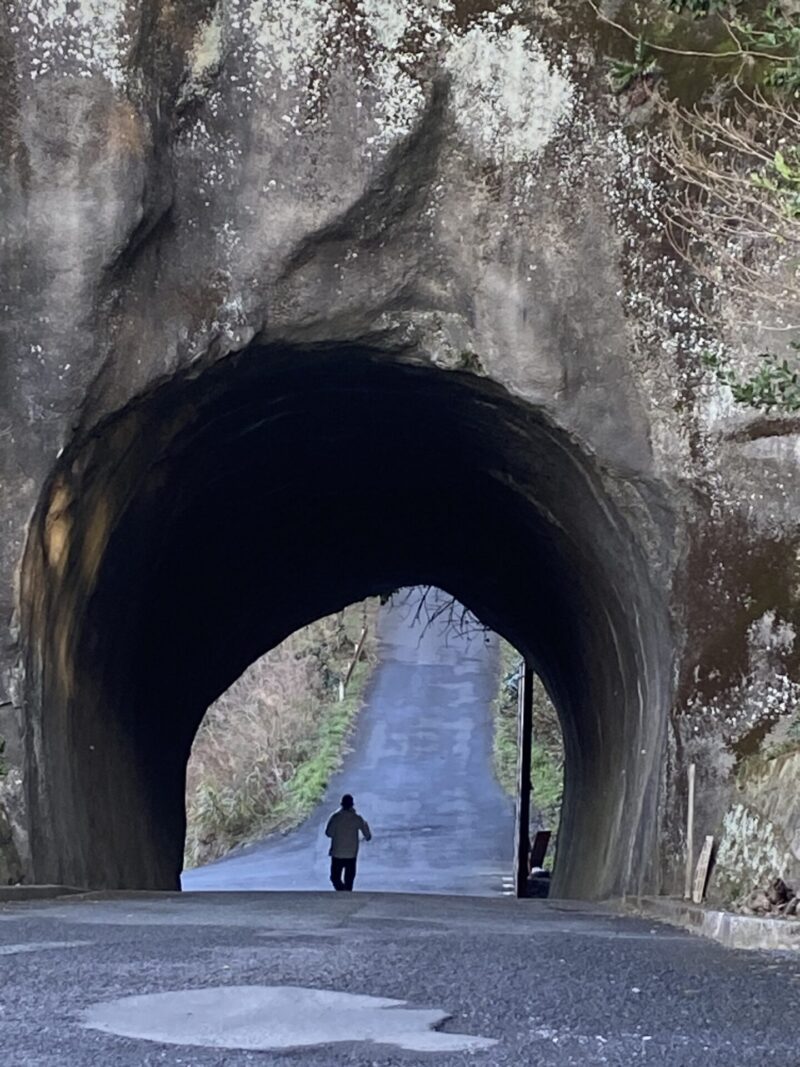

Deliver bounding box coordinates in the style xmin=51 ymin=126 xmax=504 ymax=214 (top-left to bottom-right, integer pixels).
xmin=19 ymin=344 xmax=672 ymax=899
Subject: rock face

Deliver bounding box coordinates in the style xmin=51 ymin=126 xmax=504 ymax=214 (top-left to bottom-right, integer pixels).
xmin=0 ymin=0 xmax=798 ymax=896
xmin=712 ymin=749 xmax=800 ymax=905
xmin=0 ymin=805 xmax=22 ymax=886
xmin=0 ymin=766 xmax=24 ymax=885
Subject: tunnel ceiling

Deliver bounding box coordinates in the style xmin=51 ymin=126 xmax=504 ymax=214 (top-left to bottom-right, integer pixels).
xmin=22 ymin=344 xmax=672 ymax=899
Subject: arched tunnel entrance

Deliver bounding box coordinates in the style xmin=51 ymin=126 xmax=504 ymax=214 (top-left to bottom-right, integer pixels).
xmin=181 ymin=585 xmax=534 ymax=896
xmin=20 ymin=345 xmax=672 ymax=899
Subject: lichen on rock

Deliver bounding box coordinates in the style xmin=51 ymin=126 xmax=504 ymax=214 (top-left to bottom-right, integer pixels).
xmin=0 ymin=771 xmax=25 ymax=886
xmin=444 ymin=21 xmax=574 ymax=164
xmin=714 ymin=802 xmax=795 ymax=906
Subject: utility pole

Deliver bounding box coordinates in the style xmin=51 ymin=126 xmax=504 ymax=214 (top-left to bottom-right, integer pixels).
xmin=514 ymin=663 xmax=534 ymax=898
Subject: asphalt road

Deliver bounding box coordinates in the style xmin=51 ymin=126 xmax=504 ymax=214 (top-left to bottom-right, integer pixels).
xmin=183 ymin=590 xmax=516 ymax=894
xmin=3 ymin=891 xmax=800 ymax=1065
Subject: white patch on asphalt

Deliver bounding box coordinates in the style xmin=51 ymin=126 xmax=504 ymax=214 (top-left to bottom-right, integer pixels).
xmin=0 ymin=940 xmax=92 ymax=955
xmin=83 ymin=984 xmax=498 ymax=1053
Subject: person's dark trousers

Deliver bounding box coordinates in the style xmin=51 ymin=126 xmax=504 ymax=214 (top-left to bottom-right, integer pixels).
xmin=330 ymin=856 xmax=357 ymax=892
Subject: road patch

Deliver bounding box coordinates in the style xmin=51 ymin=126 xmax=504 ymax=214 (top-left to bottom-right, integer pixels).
xmin=83 ymin=984 xmax=498 ymax=1053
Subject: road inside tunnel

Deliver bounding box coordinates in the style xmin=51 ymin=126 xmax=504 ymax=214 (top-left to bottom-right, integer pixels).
xmin=182 ymin=588 xmax=516 ymax=894
xmin=21 ymin=344 xmax=672 ymax=898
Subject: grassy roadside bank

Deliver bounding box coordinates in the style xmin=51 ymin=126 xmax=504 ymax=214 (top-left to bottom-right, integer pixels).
xmin=184 ymin=600 xmax=379 ymax=868
xmin=493 ymin=639 xmax=564 ymax=854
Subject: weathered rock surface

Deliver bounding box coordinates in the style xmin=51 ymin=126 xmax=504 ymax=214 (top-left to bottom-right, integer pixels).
xmin=711 ymin=748 xmax=800 ymax=905
xmin=0 ymin=0 xmax=798 ymax=895
xmin=0 ymin=772 xmax=24 ymax=885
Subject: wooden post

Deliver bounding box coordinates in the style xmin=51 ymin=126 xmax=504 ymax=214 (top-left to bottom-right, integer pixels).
xmin=692 ymin=835 xmax=714 ymax=904
xmin=340 ymin=625 xmax=369 ymax=700
xmin=342 ymin=626 xmax=369 ymax=691
xmin=514 ymin=664 xmax=534 ymax=898
xmin=684 ymin=762 xmax=696 ymax=900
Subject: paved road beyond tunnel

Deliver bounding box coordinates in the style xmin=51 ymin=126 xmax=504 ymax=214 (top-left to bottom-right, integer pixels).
xmin=182 ymin=589 xmax=516 ymax=894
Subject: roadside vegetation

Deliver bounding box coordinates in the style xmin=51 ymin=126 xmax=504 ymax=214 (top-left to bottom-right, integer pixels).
xmin=596 ymin=0 xmax=800 ymax=415
xmin=184 ymin=600 xmax=378 ymax=868
xmin=493 ymin=640 xmax=564 ymax=858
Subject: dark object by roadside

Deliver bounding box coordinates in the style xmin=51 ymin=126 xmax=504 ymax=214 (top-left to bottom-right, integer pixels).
xmin=527 ymin=867 xmax=550 ymax=898
xmin=530 ymin=830 xmax=551 ymax=870
xmin=742 ymin=877 xmax=800 ymax=918
xmin=767 ymin=877 xmax=791 ymax=906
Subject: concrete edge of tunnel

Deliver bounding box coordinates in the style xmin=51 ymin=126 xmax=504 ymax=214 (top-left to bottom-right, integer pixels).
xmin=624 ymin=895 xmax=800 ymax=951
xmin=0 ymin=885 xmax=86 ymax=902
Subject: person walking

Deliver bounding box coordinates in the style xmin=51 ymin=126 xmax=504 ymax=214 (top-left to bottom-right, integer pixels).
xmin=325 ymin=793 xmax=371 ymax=892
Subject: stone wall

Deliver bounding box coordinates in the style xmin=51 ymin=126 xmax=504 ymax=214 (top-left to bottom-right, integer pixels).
xmin=0 ymin=0 xmax=798 ymax=894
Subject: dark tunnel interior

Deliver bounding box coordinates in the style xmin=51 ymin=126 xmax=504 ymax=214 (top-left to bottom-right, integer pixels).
xmin=21 ymin=344 xmax=672 ymax=899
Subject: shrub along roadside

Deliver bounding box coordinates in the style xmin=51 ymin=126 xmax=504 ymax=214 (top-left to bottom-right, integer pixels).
xmin=184 ymin=600 xmax=378 ymax=868
xmin=280 ymin=656 xmax=373 ymax=818
xmin=493 ymin=639 xmax=564 ymax=861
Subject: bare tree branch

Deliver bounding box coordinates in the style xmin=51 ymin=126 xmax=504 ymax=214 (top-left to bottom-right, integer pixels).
xmin=655 ymin=88 xmax=800 ymax=318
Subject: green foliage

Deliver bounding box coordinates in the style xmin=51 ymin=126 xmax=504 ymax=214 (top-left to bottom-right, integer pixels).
xmin=492 ymin=641 xmax=564 ymax=851
xmin=736 ymin=3 xmax=800 ymax=96
xmin=493 ymin=686 xmax=520 ymax=798
xmin=607 ymin=34 xmax=660 ymax=93
xmin=627 ymin=1 xmax=800 ymax=96
xmin=666 ymin=0 xmax=730 ymax=17
xmin=532 ymin=746 xmax=564 ymax=832
xmin=751 ymin=147 xmax=800 ymax=219
xmin=283 ymin=659 xmax=369 ymax=816
xmin=704 ymin=345 xmax=800 ymax=412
